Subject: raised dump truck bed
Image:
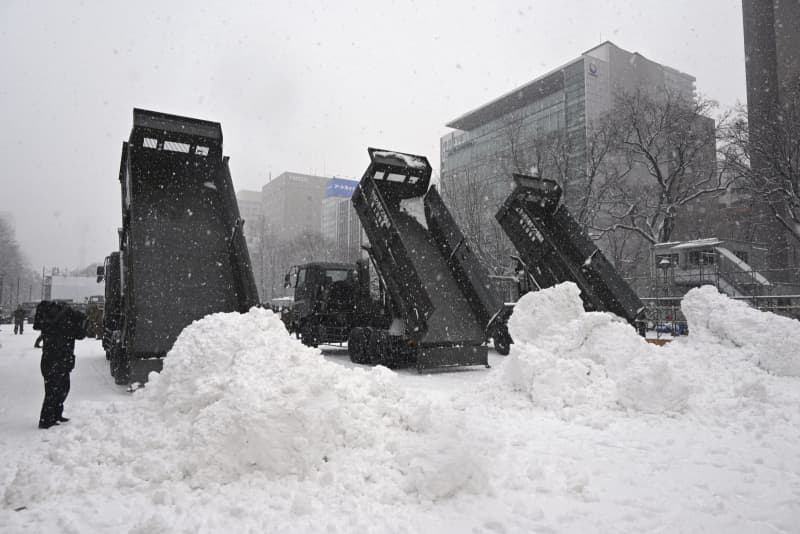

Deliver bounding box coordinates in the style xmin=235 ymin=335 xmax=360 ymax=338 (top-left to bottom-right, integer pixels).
xmin=101 ymin=108 xmax=259 ymax=384
xmin=349 ymin=148 xmax=510 ymax=370
xmin=496 ymin=173 xmax=646 ymax=329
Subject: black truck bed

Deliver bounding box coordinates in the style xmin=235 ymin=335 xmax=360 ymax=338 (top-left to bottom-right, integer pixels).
xmin=111 ymin=108 xmax=259 ymax=382
xmin=393 ymin=211 xmax=485 ymax=344
xmin=127 ymin=157 xmax=242 ymax=355
xmin=496 ymin=174 xmax=646 ymax=328
xmin=351 ymin=148 xmax=498 ymax=370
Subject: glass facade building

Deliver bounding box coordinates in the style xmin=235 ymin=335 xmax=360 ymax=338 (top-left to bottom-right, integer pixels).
xmin=440 ymin=41 xmax=696 ymax=218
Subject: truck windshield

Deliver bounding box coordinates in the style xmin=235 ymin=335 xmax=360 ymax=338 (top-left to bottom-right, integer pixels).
xmin=325 ymin=269 xmax=351 ymax=283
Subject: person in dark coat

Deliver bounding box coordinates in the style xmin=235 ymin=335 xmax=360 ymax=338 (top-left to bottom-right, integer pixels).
xmin=13 ymin=305 xmax=27 ymax=335
xmin=33 ymin=301 xmax=87 ymax=429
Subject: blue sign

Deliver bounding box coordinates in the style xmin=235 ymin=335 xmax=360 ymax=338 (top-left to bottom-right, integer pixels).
xmin=325 ymin=177 xmax=358 ymax=198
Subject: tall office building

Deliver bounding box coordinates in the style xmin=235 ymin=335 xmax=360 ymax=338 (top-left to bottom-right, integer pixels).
xmin=742 ymin=0 xmax=800 ymax=141
xmin=261 ymin=172 xmax=329 ymax=239
xmin=321 ymin=178 xmax=363 ymax=262
xmin=441 ymin=41 xmax=697 ymax=209
xmin=742 ymin=0 xmax=800 ymax=273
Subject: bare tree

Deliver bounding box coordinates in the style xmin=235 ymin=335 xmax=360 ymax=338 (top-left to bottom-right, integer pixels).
xmin=0 ymin=218 xmax=40 ymax=307
xmin=252 ymin=217 xmax=338 ymax=302
xmin=725 ymin=96 xmax=800 ymax=246
xmin=499 ymin=110 xmax=629 ymax=230
xmin=441 ymin=166 xmax=513 ymax=274
xmin=595 ymin=89 xmax=734 ymax=245
xmin=445 ymin=110 xmax=630 ymax=273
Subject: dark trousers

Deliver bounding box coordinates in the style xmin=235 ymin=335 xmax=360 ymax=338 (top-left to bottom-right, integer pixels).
xmin=14 ymin=319 xmax=24 ymax=334
xmin=39 ymin=370 xmax=71 ymax=425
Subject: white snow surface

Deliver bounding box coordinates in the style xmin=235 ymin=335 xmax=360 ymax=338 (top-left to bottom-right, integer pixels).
xmin=399 ymin=197 xmax=428 ymax=229
xmin=681 ymin=284 xmax=800 ymax=376
xmin=2 ymin=284 xmax=800 ymax=532
xmin=373 ymin=151 xmax=427 ymax=169
xmin=499 ymin=282 xmax=691 ymax=418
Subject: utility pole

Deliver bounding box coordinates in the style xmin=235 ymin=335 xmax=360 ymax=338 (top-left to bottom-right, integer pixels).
xmin=16 ymin=277 xmax=20 ymax=306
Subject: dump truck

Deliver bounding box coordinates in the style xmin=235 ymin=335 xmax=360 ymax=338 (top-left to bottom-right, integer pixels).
xmin=347 ymin=148 xmax=511 ymax=371
xmin=496 ymin=173 xmax=646 ymax=331
xmin=98 ymin=108 xmax=259 ymax=384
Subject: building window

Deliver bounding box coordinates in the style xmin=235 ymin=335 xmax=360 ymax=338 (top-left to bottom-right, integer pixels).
xmin=688 ymin=250 xmax=715 ymax=266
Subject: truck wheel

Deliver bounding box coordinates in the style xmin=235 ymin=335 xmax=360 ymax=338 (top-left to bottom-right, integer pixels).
xmin=493 ymin=329 xmax=512 ymax=356
xmin=301 ymin=325 xmax=319 ymax=348
xmin=348 ymin=328 xmax=368 ymax=364
xmin=367 ymin=329 xmax=391 ymax=366
xmin=111 ymin=345 xmax=130 ymax=385
xmin=109 ymin=344 xmax=118 ymax=376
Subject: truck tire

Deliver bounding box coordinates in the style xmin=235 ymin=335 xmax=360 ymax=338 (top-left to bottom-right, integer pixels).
xmin=111 ymin=345 xmax=130 ymax=385
xmin=114 ymin=358 xmax=130 ymax=385
xmin=367 ymin=329 xmax=392 ymax=366
xmin=108 ymin=344 xmax=118 ymax=376
xmin=301 ymin=324 xmax=319 ymax=348
xmin=493 ymin=328 xmax=512 ymax=356
xmin=348 ymin=327 xmax=368 ymax=364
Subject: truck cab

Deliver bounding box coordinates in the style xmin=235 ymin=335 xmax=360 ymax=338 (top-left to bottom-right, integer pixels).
xmin=284 ymin=261 xmax=386 ymax=347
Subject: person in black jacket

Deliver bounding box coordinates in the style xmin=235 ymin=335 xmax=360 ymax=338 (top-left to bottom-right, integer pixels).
xmin=13 ymin=305 xmax=27 ymax=335
xmin=33 ymin=301 xmax=87 ymax=429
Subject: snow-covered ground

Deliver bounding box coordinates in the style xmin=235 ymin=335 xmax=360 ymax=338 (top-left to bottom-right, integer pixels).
xmin=1 ymin=284 xmax=800 ymax=533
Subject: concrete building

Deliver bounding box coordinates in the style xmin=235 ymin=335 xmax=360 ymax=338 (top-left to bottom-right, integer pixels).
xmin=742 ymin=0 xmax=800 ymax=142
xmin=741 ymin=0 xmax=800 ymax=275
xmin=321 ymin=178 xmax=362 ymax=262
xmin=261 ymin=172 xmax=329 ymax=239
xmin=440 ymin=41 xmax=697 ymax=210
xmin=439 ymin=41 xmax=715 ymax=286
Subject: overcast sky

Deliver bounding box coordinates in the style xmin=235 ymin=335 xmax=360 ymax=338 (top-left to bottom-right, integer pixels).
xmin=0 ymin=0 xmax=746 ymax=270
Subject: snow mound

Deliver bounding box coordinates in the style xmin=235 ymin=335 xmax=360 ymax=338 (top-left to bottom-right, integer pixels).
xmin=4 ymin=308 xmax=487 ymax=512
xmin=500 ymin=283 xmax=690 ymax=417
xmin=399 ymin=197 xmax=428 ymax=229
xmin=681 ymin=285 xmax=800 ymax=377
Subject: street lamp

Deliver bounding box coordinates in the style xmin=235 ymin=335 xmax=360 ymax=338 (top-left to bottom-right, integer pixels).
xmin=699 ymin=250 xmax=715 ymax=287
xmin=658 ymin=258 xmax=672 ymax=338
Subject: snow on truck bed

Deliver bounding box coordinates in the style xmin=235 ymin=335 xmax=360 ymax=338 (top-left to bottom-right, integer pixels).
xmin=2 ymin=283 xmax=800 ymax=533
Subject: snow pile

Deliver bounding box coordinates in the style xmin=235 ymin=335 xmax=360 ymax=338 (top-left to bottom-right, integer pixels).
xmin=373 ymin=150 xmax=426 ymax=169
xmin=399 ymin=197 xmax=428 ymax=229
xmin=681 ymin=285 xmax=800 ymax=377
xmin=2 ymin=287 xmax=800 ymax=532
xmin=4 ymin=308 xmax=488 ymax=517
xmin=499 ymin=283 xmax=690 ymax=417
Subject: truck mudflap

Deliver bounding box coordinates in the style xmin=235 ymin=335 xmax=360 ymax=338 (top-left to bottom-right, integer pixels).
xmin=496 ymin=173 xmax=647 ymax=330
xmin=417 ymin=344 xmax=489 ymax=371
